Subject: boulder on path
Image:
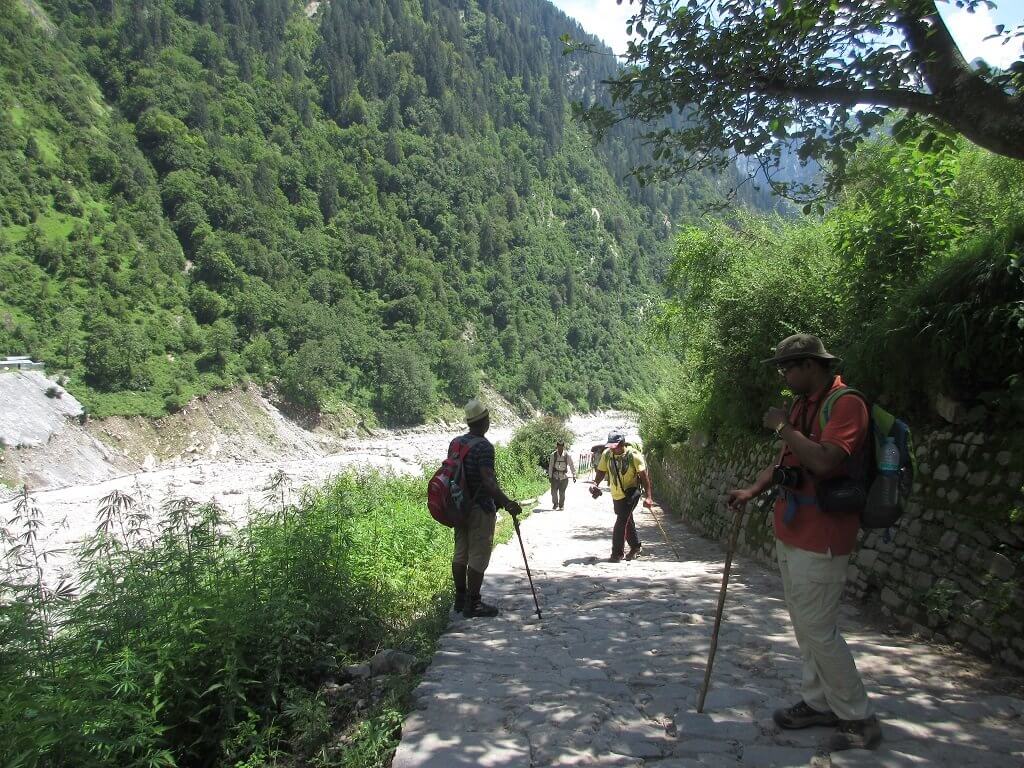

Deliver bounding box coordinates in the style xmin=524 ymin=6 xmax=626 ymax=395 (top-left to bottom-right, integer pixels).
xmin=369 ymin=648 xmax=417 ymax=677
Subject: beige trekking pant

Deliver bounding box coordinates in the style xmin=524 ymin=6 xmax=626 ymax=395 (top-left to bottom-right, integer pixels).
xmin=452 ymin=504 xmax=496 ymax=573
xmin=776 ymin=539 xmax=871 ymax=721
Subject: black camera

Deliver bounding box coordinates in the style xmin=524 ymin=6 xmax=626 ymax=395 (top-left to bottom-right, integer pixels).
xmin=772 ymin=465 xmax=802 ymax=488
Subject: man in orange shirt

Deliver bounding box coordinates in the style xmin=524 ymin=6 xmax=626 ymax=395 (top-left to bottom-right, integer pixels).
xmin=727 ymin=334 xmax=881 ymax=752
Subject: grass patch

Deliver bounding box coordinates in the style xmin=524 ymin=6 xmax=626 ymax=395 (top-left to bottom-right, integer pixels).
xmin=0 ymin=425 xmax=549 ymax=767
xmin=30 ymin=128 xmax=59 ymax=165
xmin=2 ymin=208 xmax=81 ymax=243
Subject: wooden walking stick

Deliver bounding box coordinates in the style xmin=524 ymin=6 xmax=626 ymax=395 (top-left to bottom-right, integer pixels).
xmin=696 ymin=501 xmax=747 ymax=713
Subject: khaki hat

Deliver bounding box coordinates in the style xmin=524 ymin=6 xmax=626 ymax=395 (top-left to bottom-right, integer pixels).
xmin=761 ymin=333 xmax=842 ymax=365
xmin=464 ymin=398 xmax=489 ymax=424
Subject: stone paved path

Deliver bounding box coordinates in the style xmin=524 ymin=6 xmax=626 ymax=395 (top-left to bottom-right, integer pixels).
xmin=393 ymin=481 xmax=1024 ymax=768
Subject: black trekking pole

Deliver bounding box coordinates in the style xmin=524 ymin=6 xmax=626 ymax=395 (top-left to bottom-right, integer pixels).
xmin=510 ymin=512 xmax=542 ymax=620
xmin=697 ymin=501 xmax=746 ymax=713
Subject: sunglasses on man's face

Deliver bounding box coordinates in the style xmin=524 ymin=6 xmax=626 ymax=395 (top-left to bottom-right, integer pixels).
xmin=777 ymin=359 xmax=807 ymax=376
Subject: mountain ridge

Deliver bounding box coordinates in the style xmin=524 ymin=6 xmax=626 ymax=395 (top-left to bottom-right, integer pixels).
xmin=0 ymin=0 xmax=732 ymax=424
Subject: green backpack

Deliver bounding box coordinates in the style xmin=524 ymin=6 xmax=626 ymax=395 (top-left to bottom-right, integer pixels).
xmin=819 ymin=387 xmax=916 ymax=529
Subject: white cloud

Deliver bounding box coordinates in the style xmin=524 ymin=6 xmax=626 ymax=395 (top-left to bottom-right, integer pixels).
xmin=943 ymin=4 xmax=1022 ymax=69
xmin=550 ymin=0 xmax=638 ymax=57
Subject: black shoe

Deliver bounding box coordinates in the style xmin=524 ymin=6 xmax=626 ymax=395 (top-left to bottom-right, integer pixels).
xmin=827 ymin=716 xmax=882 ymax=751
xmin=463 ymin=598 xmax=499 ymax=618
xmin=453 ymin=592 xmax=466 ymax=613
xmin=608 ymin=554 xmax=622 ymax=563
xmin=625 ymin=545 xmax=642 ymax=561
xmin=773 ymin=701 xmax=840 ymax=730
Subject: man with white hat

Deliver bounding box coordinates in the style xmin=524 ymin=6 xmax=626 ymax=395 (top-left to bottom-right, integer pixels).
xmin=451 ymin=398 xmax=522 ymax=618
xmin=590 ymin=431 xmax=654 ymax=562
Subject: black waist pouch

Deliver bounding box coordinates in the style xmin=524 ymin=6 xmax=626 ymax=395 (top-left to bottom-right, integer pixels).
xmin=815 ymin=476 xmax=866 ymax=517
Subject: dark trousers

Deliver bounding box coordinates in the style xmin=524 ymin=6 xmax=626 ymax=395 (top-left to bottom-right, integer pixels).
xmin=611 ymin=487 xmax=642 ymax=557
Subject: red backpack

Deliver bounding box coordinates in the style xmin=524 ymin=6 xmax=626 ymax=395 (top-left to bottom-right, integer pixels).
xmin=427 ymin=436 xmax=482 ymax=527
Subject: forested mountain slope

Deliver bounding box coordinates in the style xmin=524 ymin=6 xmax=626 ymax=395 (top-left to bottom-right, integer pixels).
xmin=0 ymin=0 xmax=730 ymax=423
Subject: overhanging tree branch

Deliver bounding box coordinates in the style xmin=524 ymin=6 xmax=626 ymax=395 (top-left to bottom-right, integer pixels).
xmin=575 ymin=0 xmax=1024 ymax=200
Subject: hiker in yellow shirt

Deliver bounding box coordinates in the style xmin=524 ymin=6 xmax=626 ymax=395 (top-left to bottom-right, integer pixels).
xmin=590 ymin=431 xmax=654 ymax=562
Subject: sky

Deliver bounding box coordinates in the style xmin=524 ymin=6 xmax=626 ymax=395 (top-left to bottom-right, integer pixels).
xmin=549 ymin=0 xmax=1024 ymax=70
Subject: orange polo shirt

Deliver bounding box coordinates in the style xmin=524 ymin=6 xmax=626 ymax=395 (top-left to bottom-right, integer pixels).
xmin=773 ymin=375 xmax=868 ymax=555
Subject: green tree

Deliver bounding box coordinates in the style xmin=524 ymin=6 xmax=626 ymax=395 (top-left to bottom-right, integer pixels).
xmin=84 ymin=319 xmax=149 ymax=391
xmin=56 ymin=308 xmax=83 ymax=368
xmin=378 ymin=345 xmax=436 ymax=426
xmin=580 ymin=0 xmax=1024 ymax=200
xmin=435 ymin=341 xmax=479 ymax=403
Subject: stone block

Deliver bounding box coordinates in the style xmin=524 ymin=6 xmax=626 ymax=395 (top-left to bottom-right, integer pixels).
xmin=933 ymin=465 xmax=951 ymax=482
xmin=967 ymin=631 xmax=992 ymax=653
xmin=996 ymin=450 xmax=1013 ymax=467
xmin=959 ymin=578 xmax=982 ymax=597
xmin=948 ymin=622 xmax=970 ymax=641
xmin=907 ymin=551 xmax=930 ymax=569
xmin=988 ymin=552 xmax=1015 ymax=580
xmin=855 ymin=550 xmax=878 ymax=570
xmin=740 ymin=745 xmax=815 ymax=767
xmin=953 ymin=461 xmax=969 ymax=479
xmin=881 ymin=588 xmax=902 ymax=609
xmin=939 ymin=531 xmax=958 ymax=551
xmin=967 ymin=470 xmax=989 ymax=487
xmin=946 ymin=489 xmax=961 ymax=504
xmin=934 ymin=394 xmax=966 ymax=424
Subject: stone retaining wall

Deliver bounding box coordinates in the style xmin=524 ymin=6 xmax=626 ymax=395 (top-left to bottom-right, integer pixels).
xmin=648 ymin=428 xmax=1024 ymax=671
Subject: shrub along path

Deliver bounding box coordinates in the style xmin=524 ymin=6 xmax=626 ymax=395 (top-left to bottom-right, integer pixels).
xmin=392 ymin=481 xmax=1024 ymax=767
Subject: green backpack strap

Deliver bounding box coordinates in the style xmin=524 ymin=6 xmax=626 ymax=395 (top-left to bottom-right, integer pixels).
xmin=818 ymin=387 xmax=867 ymax=433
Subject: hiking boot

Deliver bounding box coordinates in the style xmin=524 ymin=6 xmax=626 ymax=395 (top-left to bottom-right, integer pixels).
xmin=463 ymin=598 xmax=499 ymax=618
xmin=625 ymin=545 xmax=643 ymax=561
xmin=827 ymin=716 xmax=882 ymax=751
xmin=463 ymin=566 xmax=499 ymax=618
xmin=452 ymin=563 xmax=468 ymax=614
xmin=773 ymin=701 xmax=840 ymax=730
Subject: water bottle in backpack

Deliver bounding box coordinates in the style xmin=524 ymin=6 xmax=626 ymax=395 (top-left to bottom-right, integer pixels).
xmin=876 ymin=436 xmax=901 ymax=509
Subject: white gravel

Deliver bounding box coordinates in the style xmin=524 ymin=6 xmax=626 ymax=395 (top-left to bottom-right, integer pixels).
xmin=1 ymin=405 xmax=634 ymax=582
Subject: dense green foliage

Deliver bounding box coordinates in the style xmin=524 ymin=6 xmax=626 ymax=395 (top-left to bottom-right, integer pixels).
xmin=0 ymin=435 xmax=547 ymax=767
xmin=507 ymin=413 xmax=575 ymax=469
xmin=580 ymin=0 xmax=1024 ymax=201
xmin=640 ymin=137 xmax=1024 ymax=448
xmin=0 ymin=0 xmax=728 ymax=421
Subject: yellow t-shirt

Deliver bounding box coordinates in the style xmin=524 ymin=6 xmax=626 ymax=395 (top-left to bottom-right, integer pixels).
xmin=597 ymin=446 xmax=646 ymax=500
